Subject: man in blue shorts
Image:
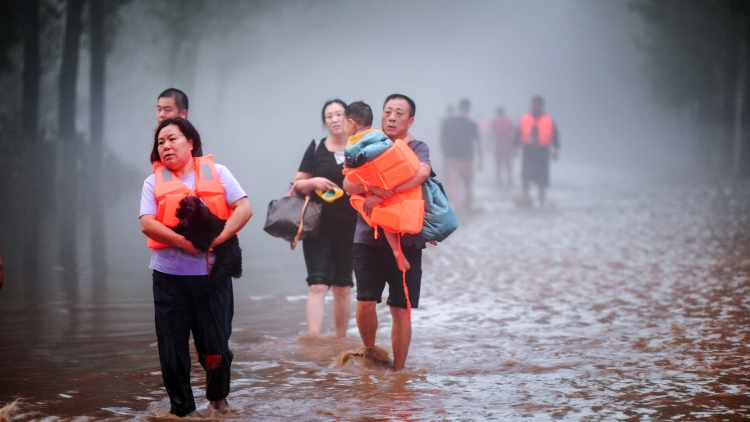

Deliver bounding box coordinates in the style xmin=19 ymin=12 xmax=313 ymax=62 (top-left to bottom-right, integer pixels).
xmin=343 ymin=94 xmax=433 ymax=370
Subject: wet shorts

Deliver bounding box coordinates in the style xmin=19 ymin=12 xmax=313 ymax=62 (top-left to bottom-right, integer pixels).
xmin=353 ymin=243 xmax=422 ymax=309
xmin=302 ymin=228 xmax=355 ymax=288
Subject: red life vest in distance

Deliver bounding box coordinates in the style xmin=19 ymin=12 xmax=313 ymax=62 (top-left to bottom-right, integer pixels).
xmin=518 ymin=113 xmax=554 ymax=147
xmin=147 ymin=155 xmax=232 ymax=250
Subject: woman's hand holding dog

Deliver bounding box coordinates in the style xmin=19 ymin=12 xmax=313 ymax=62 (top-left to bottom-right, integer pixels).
xmin=210 ymin=197 xmax=253 ymax=249
xmin=178 ymin=237 xmax=202 ymax=255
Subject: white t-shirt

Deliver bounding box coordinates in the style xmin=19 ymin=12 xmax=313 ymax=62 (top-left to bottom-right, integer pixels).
xmin=139 ymin=163 xmax=247 ymax=275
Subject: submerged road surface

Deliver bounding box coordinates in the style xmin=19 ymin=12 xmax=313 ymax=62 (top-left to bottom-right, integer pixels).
xmin=1 ymin=165 xmax=749 ymax=420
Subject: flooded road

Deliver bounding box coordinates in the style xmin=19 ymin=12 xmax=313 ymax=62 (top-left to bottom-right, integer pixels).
xmin=1 ymin=164 xmax=749 ymax=420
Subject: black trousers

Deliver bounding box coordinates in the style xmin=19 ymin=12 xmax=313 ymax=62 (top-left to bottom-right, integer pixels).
xmin=152 ymin=270 xmax=234 ymax=416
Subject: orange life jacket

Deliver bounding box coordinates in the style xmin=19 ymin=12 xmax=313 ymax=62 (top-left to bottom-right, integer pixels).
xmin=519 ymin=113 xmax=554 ymax=147
xmin=350 ymin=185 xmax=424 ymax=236
xmin=147 ymin=155 xmax=232 ymax=250
xmin=342 ymin=139 xmax=420 ymax=190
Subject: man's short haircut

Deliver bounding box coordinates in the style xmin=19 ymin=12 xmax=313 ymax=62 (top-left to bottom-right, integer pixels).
xmin=383 ymin=93 xmax=416 ymax=118
xmin=459 ymin=98 xmax=471 ymax=111
xmin=158 ymin=88 xmax=189 ymax=111
xmin=532 ymin=95 xmax=544 ymax=105
xmin=345 ymin=101 xmax=373 ymax=127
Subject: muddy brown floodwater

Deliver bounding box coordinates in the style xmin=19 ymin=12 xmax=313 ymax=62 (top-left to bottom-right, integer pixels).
xmin=1 ymin=164 xmax=749 ymax=420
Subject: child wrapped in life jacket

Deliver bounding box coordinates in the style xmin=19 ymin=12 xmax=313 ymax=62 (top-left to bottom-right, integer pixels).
xmin=342 ymin=101 xmax=424 ymax=270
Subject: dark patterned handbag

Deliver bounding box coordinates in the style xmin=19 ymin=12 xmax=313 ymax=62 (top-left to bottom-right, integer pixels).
xmin=263 ymin=183 xmax=322 ymax=250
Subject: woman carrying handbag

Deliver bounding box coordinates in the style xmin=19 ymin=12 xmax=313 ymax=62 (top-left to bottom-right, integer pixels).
xmin=292 ymin=99 xmax=357 ymax=338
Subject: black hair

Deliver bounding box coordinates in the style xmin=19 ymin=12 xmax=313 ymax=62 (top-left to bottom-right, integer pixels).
xmin=496 ymin=106 xmax=505 ymax=115
xmin=151 ymin=117 xmax=203 ymax=163
xmin=459 ymin=98 xmax=471 ymax=112
xmin=158 ymin=88 xmax=189 ymax=111
xmin=345 ymin=101 xmax=373 ymax=127
xmin=532 ymin=95 xmax=544 ymax=105
xmin=321 ymin=99 xmax=347 ymax=124
xmin=383 ymin=93 xmax=416 ymax=117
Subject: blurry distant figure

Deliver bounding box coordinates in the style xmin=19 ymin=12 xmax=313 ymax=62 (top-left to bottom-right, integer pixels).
xmin=441 ymin=98 xmax=482 ymax=213
xmin=514 ymin=96 xmax=560 ymax=207
xmin=490 ymin=107 xmax=515 ymax=187
xmin=156 ymin=88 xmax=188 ymax=124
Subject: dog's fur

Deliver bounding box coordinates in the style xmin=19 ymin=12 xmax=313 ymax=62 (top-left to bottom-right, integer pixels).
xmin=173 ymin=196 xmax=242 ymax=285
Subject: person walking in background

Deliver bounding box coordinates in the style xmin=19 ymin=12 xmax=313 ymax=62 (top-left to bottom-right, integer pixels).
xmin=140 ymin=118 xmax=252 ymax=415
xmin=490 ymin=106 xmax=515 ymax=187
xmin=292 ymin=99 xmax=357 ymax=339
xmin=515 ymin=95 xmax=560 ymax=208
xmin=441 ymin=98 xmax=481 ymax=214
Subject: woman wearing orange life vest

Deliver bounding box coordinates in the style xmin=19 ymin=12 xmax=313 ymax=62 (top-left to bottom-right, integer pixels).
xmin=514 ymin=95 xmax=560 ymax=208
xmin=139 ymin=117 xmax=252 ymax=416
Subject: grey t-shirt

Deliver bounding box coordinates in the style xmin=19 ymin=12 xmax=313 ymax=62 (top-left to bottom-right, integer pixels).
xmin=353 ymin=140 xmax=432 ymax=249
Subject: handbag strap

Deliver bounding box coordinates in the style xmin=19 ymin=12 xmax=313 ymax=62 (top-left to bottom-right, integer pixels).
xmin=290 ymin=194 xmax=311 ymax=250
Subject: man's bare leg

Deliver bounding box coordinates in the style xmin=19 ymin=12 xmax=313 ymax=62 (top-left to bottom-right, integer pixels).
xmin=448 ymin=176 xmax=459 ymax=211
xmin=539 ymin=186 xmax=547 ymax=208
xmin=306 ymin=284 xmax=328 ymax=334
xmin=331 ymin=285 xmax=351 ymax=338
xmin=506 ymin=160 xmax=513 ymax=187
xmin=390 ymin=306 xmax=412 ymax=370
xmin=356 ymin=301 xmax=378 ymax=348
xmin=522 ymin=179 xmax=531 ymax=204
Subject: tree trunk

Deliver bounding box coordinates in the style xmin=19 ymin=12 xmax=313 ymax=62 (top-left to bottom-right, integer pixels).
xmin=733 ymin=14 xmax=747 ymax=178
xmin=89 ymin=0 xmax=106 ymax=285
xmin=56 ymin=0 xmax=85 ymax=300
xmin=21 ymin=0 xmax=41 ymax=298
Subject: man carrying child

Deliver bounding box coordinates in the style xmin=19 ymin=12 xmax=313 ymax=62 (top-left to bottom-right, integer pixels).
xmin=343 ymin=94 xmax=432 ymax=370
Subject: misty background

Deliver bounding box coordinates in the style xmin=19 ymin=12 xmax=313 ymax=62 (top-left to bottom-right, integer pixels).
xmin=0 ymin=0 xmax=748 ymax=303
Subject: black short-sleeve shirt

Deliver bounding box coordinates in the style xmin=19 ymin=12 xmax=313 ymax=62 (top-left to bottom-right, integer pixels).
xmin=298 ymin=138 xmax=357 ymax=226
xmin=441 ymin=116 xmax=480 ymax=160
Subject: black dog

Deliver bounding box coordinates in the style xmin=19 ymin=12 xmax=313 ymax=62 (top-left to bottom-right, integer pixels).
xmin=173 ymin=196 xmax=242 ymax=285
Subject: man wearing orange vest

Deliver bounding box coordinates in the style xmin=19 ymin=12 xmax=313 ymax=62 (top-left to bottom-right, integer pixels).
xmin=515 ymin=95 xmax=559 ymax=207
xmin=343 ymin=94 xmax=433 ymax=371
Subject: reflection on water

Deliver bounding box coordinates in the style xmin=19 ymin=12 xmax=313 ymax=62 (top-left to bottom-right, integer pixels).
xmin=1 ymin=165 xmax=749 ymax=420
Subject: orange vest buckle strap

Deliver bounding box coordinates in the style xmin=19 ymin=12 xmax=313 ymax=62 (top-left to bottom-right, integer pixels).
xmin=147 ymin=155 xmax=232 ymax=250
xmin=342 ymin=139 xmax=420 ymax=190
xmin=518 ymin=113 xmax=554 ymax=147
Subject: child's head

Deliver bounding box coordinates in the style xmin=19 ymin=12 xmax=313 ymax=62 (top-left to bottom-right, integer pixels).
xmin=345 ymin=101 xmax=373 ymax=136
